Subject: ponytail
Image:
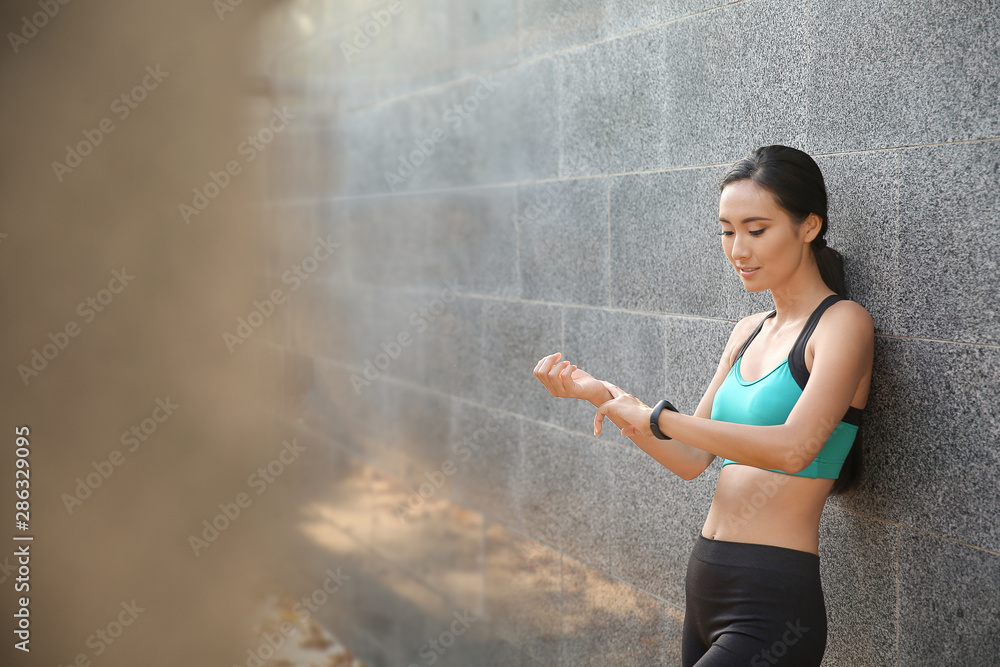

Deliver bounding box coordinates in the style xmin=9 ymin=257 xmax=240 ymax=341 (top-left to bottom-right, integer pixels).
xmin=810 ymin=234 xmax=846 ymax=297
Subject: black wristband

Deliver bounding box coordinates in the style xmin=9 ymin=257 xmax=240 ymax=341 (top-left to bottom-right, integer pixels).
xmin=650 ymin=399 xmax=679 ymax=440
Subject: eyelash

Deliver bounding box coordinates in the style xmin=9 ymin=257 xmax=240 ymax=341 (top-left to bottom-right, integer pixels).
xmin=717 ymin=230 xmax=765 ymax=237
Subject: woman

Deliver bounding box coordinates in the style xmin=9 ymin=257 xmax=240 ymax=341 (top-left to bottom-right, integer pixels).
xmin=532 ymin=145 xmax=874 ymax=666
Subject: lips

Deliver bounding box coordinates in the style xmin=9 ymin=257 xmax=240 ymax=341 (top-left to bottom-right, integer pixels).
xmin=737 ymin=266 xmax=759 ymax=276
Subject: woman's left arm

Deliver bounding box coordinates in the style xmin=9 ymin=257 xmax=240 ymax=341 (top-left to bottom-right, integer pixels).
xmin=596 ymin=303 xmax=874 ymax=473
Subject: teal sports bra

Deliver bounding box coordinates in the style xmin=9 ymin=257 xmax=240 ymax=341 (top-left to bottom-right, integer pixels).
xmin=710 ymin=294 xmax=863 ymax=479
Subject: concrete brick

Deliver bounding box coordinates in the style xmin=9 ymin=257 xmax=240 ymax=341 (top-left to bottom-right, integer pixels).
xmin=560 ymin=306 xmax=666 ymax=443
xmin=421 ymin=295 xmax=486 ymax=399
xmin=899 ymin=528 xmax=1000 ymax=664
xmin=817 ymin=508 xmax=898 ymax=665
xmin=661 ymin=0 xmax=808 ymax=167
xmin=519 ymin=419 xmax=616 ymax=571
xmin=449 ymin=403 xmax=524 ymax=530
xmin=561 ymin=549 xmax=683 ymax=665
xmin=834 ymin=336 xmax=1000 ymax=552
xmin=377 ymin=381 xmax=453 ymax=487
xmin=518 ymin=177 xmax=610 ymax=307
xmin=814 ymin=150 xmax=899 ymax=334
xmin=480 ymin=300 xmax=564 ymax=422
xmin=895 ymin=141 xmax=1000 ymax=345
xmin=607 ymin=0 xmax=731 ymax=34
xmin=808 ymin=0 xmax=1000 ymax=152
xmin=663 ymin=315 xmax=733 ymax=416
xmin=407 ymin=59 xmax=560 ymax=191
xmin=346 ymin=194 xmax=431 ymax=288
xmin=519 ymin=0 xmax=609 ymax=60
xmin=608 ymin=443 xmax=716 ymax=606
xmin=423 ymin=188 xmax=520 ymax=297
xmin=336 ymin=97 xmax=414 ymax=196
xmin=559 ymin=27 xmax=668 ymax=176
xmin=448 ymin=0 xmax=519 ymax=79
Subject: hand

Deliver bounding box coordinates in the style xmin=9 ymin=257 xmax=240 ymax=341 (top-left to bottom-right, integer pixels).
xmin=593 ymin=392 xmax=654 ymax=438
xmin=600 ymin=380 xmax=626 ymax=398
xmin=533 ymin=352 xmax=608 ymax=403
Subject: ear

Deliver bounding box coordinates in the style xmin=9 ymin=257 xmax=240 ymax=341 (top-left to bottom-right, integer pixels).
xmin=803 ymin=213 xmax=823 ymax=243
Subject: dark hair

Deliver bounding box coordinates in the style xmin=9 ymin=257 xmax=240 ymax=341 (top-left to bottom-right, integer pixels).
xmin=720 ymin=145 xmax=862 ymax=495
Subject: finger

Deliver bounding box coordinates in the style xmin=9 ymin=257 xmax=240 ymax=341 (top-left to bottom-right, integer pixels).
xmin=547 ymin=360 xmax=571 ymax=385
xmin=535 ymin=353 xmax=562 ymax=391
xmin=554 ymin=361 xmax=569 ymax=388
xmin=535 ymin=352 xmax=560 ymax=375
xmin=600 ymin=380 xmax=624 ymax=398
xmin=593 ymin=406 xmax=605 ymax=435
xmin=563 ymin=364 xmax=579 ymax=392
xmin=555 ymin=362 xmax=575 ymax=393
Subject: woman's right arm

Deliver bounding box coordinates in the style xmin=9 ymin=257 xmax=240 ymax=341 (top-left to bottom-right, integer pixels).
xmin=590 ymin=315 xmax=759 ymax=481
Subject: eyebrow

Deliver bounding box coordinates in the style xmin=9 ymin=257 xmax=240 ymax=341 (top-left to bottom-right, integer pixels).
xmin=718 ymin=216 xmax=772 ymax=224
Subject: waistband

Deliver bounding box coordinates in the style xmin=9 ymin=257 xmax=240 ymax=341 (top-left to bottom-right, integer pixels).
xmin=692 ymin=533 xmax=820 ymax=577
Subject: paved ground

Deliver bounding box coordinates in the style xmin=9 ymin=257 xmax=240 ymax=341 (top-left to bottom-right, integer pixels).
xmin=246 ymin=590 xmax=366 ymax=667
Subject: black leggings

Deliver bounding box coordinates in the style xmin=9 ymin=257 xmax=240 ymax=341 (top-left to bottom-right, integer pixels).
xmin=682 ymin=533 xmax=827 ymax=666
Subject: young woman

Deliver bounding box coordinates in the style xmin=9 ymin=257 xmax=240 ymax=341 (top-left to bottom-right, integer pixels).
xmin=533 ymin=145 xmax=874 ymax=666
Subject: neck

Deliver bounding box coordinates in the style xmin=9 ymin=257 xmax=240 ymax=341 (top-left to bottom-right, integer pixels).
xmin=767 ymin=252 xmax=835 ymax=327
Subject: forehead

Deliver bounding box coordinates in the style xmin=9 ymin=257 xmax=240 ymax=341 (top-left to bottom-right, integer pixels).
xmin=718 ymin=180 xmax=781 ymax=218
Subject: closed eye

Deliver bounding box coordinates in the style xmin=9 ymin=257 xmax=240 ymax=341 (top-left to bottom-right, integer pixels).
xmin=717 ymin=230 xmax=765 ymax=237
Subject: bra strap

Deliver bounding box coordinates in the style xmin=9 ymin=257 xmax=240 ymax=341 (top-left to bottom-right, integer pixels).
xmin=788 ymin=294 xmax=845 ymax=389
xmin=732 ymin=309 xmax=777 ymax=366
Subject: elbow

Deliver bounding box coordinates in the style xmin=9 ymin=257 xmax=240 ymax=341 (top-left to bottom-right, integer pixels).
xmin=677 ymin=458 xmax=712 ymax=481
xmin=777 ymin=434 xmax=814 ymax=474
xmin=677 ymin=468 xmax=701 ymax=481
xmin=778 ymin=459 xmax=808 ymax=475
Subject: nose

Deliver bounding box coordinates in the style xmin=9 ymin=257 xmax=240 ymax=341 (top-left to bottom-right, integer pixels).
xmin=730 ymin=231 xmax=751 ymax=261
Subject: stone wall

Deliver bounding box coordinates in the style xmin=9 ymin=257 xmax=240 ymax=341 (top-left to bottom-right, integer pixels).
xmin=259 ymin=1 xmax=1000 ymax=665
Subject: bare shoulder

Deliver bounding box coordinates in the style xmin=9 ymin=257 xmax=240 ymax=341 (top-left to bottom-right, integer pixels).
xmin=811 ymin=299 xmax=875 ymax=365
xmin=820 ymin=299 xmax=875 ymax=339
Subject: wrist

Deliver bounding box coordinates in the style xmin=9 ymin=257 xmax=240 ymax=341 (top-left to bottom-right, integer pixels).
xmin=649 ymin=399 xmax=679 ymax=440
xmin=587 ymin=384 xmax=613 ymax=406
xmin=641 ymin=406 xmax=655 ymax=437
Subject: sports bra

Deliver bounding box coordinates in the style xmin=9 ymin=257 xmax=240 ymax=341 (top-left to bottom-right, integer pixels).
xmin=710 ymin=293 xmax=863 ymax=479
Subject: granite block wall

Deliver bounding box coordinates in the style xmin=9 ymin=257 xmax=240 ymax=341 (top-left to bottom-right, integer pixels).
xmin=256 ymin=1 xmax=1000 ymax=664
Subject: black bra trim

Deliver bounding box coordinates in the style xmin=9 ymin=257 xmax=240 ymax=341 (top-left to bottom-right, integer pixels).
xmin=732 ymin=307 xmax=778 ymax=364
xmin=841 ymin=405 xmax=863 ymax=426
xmin=733 ymin=294 xmax=865 ymax=426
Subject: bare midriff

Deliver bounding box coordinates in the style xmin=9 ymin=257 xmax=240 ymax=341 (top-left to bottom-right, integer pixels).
xmin=700 ymin=463 xmax=835 ymax=556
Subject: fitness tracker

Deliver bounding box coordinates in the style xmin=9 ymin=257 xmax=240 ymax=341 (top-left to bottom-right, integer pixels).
xmin=650 ymin=399 xmax=679 ymax=440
